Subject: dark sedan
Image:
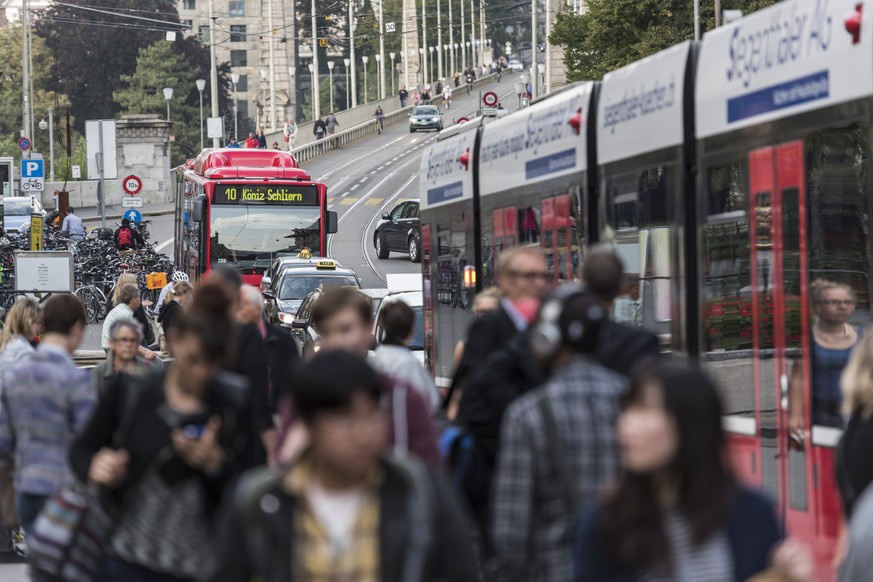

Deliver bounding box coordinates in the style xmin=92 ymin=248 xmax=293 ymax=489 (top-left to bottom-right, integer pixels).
xmin=373 ymin=201 xmax=421 ymax=263
xmin=409 ymin=105 xmax=443 ymax=133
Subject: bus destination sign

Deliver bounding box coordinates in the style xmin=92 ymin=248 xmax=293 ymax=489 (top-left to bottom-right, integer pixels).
xmin=213 ymin=184 xmax=319 ymax=205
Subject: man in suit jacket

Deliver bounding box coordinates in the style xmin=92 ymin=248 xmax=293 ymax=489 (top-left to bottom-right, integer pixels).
xmin=452 ymin=246 xmax=551 ymax=395
xmin=582 ymin=246 xmax=660 ymax=376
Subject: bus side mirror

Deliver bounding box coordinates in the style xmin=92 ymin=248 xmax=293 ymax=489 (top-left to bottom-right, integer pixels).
xmin=192 ymin=194 xmax=207 ymax=223
xmin=326 ymin=210 xmax=338 ymax=234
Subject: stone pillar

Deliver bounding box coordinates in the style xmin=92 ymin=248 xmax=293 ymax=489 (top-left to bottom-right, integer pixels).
xmin=115 ymin=114 xmax=172 ymax=205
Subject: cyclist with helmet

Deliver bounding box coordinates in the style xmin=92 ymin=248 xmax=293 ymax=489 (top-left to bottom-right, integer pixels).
xmin=155 ymin=271 xmax=190 ymax=316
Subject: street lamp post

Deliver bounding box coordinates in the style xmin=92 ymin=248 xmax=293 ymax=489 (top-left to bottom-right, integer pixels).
xmin=259 ymin=69 xmax=268 ymax=129
xmin=454 ymin=43 xmax=460 ymax=73
xmin=38 ymin=109 xmax=54 ymax=182
xmin=195 ymin=78 xmax=206 ymax=151
xmin=163 ymin=87 xmax=173 ymax=164
xmin=307 ymin=63 xmax=316 ymax=119
xmin=389 ymin=52 xmax=396 ymax=96
xmin=231 ymin=72 xmax=240 ymax=140
xmin=362 ymin=56 xmax=369 ymax=103
xmin=537 ymin=63 xmax=545 ymax=96
xmin=327 ymin=60 xmax=335 ymax=112
xmin=163 ymin=87 xmax=173 ymax=122
xmin=343 ymin=58 xmax=350 ymax=109
xmin=429 ymin=46 xmax=435 ymax=85
xmin=375 ymin=54 xmax=382 ymax=99
xmin=419 ymin=48 xmax=425 ymax=86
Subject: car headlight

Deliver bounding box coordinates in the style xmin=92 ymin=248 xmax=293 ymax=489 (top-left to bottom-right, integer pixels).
xmin=313 ymin=343 xmax=321 ymax=353
xmin=278 ymin=312 xmax=295 ymax=324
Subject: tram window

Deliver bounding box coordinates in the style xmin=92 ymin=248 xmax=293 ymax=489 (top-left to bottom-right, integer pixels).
xmin=701 ymin=162 xmax=755 ymax=432
xmin=519 ymin=206 xmax=540 ymax=244
xmin=639 ymin=168 xmax=668 ymax=227
xmin=805 ymin=125 xmax=871 ymax=432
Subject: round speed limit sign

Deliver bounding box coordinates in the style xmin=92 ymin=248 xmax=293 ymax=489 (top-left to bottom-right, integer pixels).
xmin=482 ymin=91 xmax=499 ymax=107
xmin=123 ymin=175 xmax=143 ymax=195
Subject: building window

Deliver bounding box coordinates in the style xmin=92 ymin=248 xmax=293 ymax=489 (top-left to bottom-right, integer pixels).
xmin=181 ymin=19 xmax=193 ymax=29
xmin=235 ymin=74 xmax=248 ymax=92
xmin=183 ymin=0 xmax=195 ymax=10
xmin=229 ymin=0 xmax=245 ymax=16
xmin=229 ymin=25 xmax=246 ymax=42
xmin=198 ymin=25 xmax=210 ymax=43
xmin=230 ymin=50 xmax=247 ymax=67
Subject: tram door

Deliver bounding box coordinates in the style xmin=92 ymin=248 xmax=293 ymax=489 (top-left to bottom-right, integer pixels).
xmin=748 ymin=142 xmax=815 ymax=540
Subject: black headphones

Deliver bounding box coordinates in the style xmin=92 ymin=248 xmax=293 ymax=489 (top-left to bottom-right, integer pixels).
xmin=529 ymin=283 xmax=606 ymax=361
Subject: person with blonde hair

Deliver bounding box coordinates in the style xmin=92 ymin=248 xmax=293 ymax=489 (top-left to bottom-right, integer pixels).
xmin=0 ymin=298 xmax=40 ymax=365
xmin=789 ymin=279 xmax=861 ymax=442
xmin=0 ymin=297 xmax=40 ymax=557
xmin=835 ymin=329 xmax=873 ymax=517
xmin=107 ymin=273 xmax=156 ymax=349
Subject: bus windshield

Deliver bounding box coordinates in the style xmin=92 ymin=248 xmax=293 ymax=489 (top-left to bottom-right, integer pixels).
xmin=209 ymin=205 xmax=322 ymax=269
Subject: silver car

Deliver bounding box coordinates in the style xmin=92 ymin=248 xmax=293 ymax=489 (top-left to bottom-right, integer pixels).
xmin=4 ymin=196 xmax=45 ymax=233
xmin=409 ymin=106 xmax=443 ymax=133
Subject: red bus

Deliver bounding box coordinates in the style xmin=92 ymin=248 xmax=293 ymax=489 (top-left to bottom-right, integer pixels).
xmin=173 ymin=149 xmax=337 ymax=286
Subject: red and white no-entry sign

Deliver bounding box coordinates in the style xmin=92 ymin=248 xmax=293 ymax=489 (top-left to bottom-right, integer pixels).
xmin=482 ymin=91 xmax=499 ymax=107
xmin=122 ymin=175 xmax=142 ymax=195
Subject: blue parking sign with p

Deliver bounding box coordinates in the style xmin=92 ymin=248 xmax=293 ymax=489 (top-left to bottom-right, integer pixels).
xmin=21 ymin=159 xmax=44 ymax=178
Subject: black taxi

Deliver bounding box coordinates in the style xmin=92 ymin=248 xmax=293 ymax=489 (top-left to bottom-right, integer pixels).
xmin=263 ymin=259 xmax=362 ymax=327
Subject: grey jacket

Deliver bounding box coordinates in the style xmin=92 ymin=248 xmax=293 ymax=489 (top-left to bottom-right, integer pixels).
xmin=371 ymin=345 xmax=440 ymax=413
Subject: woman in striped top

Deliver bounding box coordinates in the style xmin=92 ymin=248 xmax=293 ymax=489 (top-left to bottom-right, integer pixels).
xmin=574 ymin=360 xmax=813 ymax=582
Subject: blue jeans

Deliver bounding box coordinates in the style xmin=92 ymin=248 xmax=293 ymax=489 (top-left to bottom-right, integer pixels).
xmin=100 ymin=557 xmax=196 ymax=582
xmin=15 ymin=493 xmax=47 ymax=538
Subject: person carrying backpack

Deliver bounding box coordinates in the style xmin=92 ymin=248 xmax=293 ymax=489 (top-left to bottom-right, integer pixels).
xmin=210 ymin=351 xmax=479 ymax=582
xmin=114 ymin=218 xmax=142 ymax=251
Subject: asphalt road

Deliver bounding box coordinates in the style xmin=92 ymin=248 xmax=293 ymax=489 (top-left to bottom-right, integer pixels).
xmin=1 ymin=78 xmax=519 ymax=580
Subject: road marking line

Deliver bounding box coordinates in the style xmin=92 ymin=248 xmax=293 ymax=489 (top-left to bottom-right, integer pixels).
xmin=364 ymin=197 xmax=384 ymax=205
xmin=360 ymin=173 xmax=420 ymax=286
xmin=377 ymin=166 xmax=385 ymax=170
xmin=338 ymin=197 xmax=358 ymax=205
xmin=350 ymin=184 xmax=360 ymax=191
xmin=359 ymin=177 xmax=368 ymax=183
xmin=315 ymin=134 xmax=406 ymax=181
xmin=155 ymin=238 xmax=174 ymax=252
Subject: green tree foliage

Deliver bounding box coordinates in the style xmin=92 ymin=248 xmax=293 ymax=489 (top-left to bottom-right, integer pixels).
xmin=35 ymin=0 xmax=180 ymax=131
xmin=550 ymin=0 xmax=777 ymax=81
xmin=0 ymin=26 xmax=77 ymax=163
xmin=115 ymin=41 xmax=220 ymax=162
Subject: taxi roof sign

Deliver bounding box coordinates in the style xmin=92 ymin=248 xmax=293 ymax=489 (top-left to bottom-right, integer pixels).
xmin=297 ymin=248 xmax=312 ymax=259
xmin=316 ymin=259 xmax=338 ymax=270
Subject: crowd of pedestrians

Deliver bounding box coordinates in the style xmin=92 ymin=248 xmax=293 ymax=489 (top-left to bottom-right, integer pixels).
xmin=0 ymin=242 xmax=866 ymax=581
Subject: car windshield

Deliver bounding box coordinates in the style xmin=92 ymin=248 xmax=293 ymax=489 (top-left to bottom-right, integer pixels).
xmin=5 ymin=198 xmax=32 ymax=216
xmin=414 ymin=107 xmax=439 ymax=116
xmin=278 ymin=275 xmax=359 ymax=300
xmin=210 ymin=205 xmax=322 ymax=269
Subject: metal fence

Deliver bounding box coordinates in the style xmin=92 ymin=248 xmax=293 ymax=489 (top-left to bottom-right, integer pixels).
xmin=289 ymin=74 xmax=497 ymax=164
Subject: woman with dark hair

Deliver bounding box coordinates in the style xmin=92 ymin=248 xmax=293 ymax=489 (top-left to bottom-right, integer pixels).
xmin=574 ymin=360 xmax=812 ymax=582
xmin=370 ymin=300 xmax=439 ymax=412
xmin=71 ymin=282 xmax=257 ymax=581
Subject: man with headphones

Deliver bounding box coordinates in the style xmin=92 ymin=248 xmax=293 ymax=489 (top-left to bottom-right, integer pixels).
xmin=489 ymin=285 xmax=629 ymax=582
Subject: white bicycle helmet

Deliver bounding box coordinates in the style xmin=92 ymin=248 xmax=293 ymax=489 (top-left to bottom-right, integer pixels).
xmin=172 ymin=271 xmax=189 ymax=283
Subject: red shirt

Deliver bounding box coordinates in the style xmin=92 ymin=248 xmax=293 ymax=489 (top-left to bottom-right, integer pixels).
xmin=245 ymin=137 xmax=259 ymax=148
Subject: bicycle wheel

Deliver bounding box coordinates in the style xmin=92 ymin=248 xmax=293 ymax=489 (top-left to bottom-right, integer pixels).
xmin=75 ymin=286 xmax=107 ymax=324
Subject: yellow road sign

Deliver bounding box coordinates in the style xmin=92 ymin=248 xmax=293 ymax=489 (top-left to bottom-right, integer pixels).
xmin=30 ymin=214 xmax=42 ymax=250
